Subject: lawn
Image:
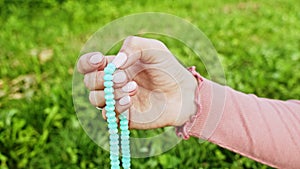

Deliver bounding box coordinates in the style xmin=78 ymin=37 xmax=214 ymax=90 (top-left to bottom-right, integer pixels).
xmin=0 ymin=0 xmax=299 ymax=168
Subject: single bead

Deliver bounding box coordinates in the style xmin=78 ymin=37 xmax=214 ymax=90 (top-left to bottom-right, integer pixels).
xmin=120 ymin=120 xmax=128 ymax=125
xmin=104 ymin=74 xmax=113 ymax=81
xmin=110 ymin=149 xmax=119 ymax=154
xmin=122 ymin=148 xmax=130 ymax=153
xmin=121 ymin=149 xmax=130 ymax=154
xmin=110 ymin=145 xmax=119 ymax=151
xmin=108 ymin=122 xmax=118 ymax=128
xmin=106 ymin=100 xmax=116 ymax=106
xmin=109 ymin=128 xmax=118 ymax=134
xmin=122 ymin=159 xmax=131 ymax=164
xmin=121 ymin=142 xmax=130 ymax=147
xmin=104 ymin=93 xmax=114 ymax=100
xmin=120 ymin=120 xmax=128 ymax=124
xmin=111 ymin=165 xmax=120 ymax=169
xmin=107 ymin=63 xmax=116 ymax=71
xmin=111 ymin=160 xmax=120 ymax=167
xmin=110 ymin=154 xmax=119 ymax=161
xmin=121 ymin=130 xmax=129 ymax=136
xmin=107 ymin=116 xmax=117 ymax=121
xmin=122 ymin=163 xmax=130 ymax=169
xmin=122 ymin=156 xmax=130 ymax=161
xmin=120 ymin=121 xmax=128 ymax=126
xmin=104 ymin=87 xmax=114 ymax=94
xmin=106 ymin=112 xmax=116 ymax=118
xmin=110 ymin=150 xmax=119 ymax=156
xmin=104 ymin=67 xmax=114 ymax=74
xmin=121 ymin=130 xmax=130 ymax=136
xmin=104 ymin=81 xmax=113 ymax=88
xmin=121 ymin=135 xmax=129 ymax=140
xmin=110 ymin=149 xmax=119 ymax=155
xmin=111 ymin=158 xmax=120 ymax=163
xmin=119 ymin=114 xmax=127 ymax=119
xmin=122 ymin=153 xmax=131 ymax=158
xmin=122 ymin=156 xmax=131 ymax=160
xmin=110 ymin=157 xmax=119 ymax=162
xmin=120 ymin=125 xmax=128 ymax=130
xmin=106 ymin=110 xmax=115 ymax=114
xmin=121 ymin=145 xmax=130 ymax=150
xmin=110 ymin=133 xmax=119 ymax=139
xmin=121 ymin=139 xmax=130 ymax=144
xmin=121 ymin=144 xmax=130 ymax=148
xmin=106 ymin=115 xmax=116 ymax=121
xmin=110 ymin=139 xmax=119 ymax=146
xmin=107 ymin=118 xmax=117 ymax=124
xmin=122 ymin=163 xmax=130 ymax=168
xmin=110 ymin=138 xmax=119 ymax=143
xmin=121 ymin=149 xmax=130 ymax=155
xmin=111 ymin=166 xmax=120 ymax=169
xmin=105 ymin=105 xmax=115 ymax=112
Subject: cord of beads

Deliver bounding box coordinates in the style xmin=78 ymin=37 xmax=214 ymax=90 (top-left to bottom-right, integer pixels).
xmin=104 ymin=63 xmax=131 ymax=169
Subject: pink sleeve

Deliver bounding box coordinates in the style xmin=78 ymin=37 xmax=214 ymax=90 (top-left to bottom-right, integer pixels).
xmin=179 ymin=77 xmax=300 ymax=168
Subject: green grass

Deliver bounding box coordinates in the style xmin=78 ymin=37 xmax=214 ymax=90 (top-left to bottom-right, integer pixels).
xmin=1 ymin=0 xmax=300 ymax=168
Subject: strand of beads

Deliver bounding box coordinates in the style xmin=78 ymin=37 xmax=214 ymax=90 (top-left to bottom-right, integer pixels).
xmin=104 ymin=63 xmax=119 ymax=169
xmin=120 ymin=114 xmax=131 ymax=168
xmin=103 ymin=63 xmax=131 ymax=169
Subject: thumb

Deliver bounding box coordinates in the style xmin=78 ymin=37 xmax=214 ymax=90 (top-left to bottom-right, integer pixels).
xmin=112 ymin=36 xmax=171 ymax=69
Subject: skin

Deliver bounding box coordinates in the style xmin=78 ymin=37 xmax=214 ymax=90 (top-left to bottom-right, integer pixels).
xmin=77 ymin=36 xmax=198 ymax=129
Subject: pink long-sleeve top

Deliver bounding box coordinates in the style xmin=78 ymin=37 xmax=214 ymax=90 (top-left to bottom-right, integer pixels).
xmin=178 ymin=69 xmax=300 ymax=169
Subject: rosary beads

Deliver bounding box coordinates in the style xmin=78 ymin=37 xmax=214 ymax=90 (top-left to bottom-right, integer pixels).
xmin=103 ymin=63 xmax=131 ymax=169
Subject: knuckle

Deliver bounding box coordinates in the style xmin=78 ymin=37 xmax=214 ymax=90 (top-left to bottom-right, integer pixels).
xmin=77 ymin=61 xmax=84 ymax=74
xmin=83 ymin=75 xmax=90 ymax=89
xmin=124 ymin=36 xmax=147 ymax=48
xmin=124 ymin=36 xmax=137 ymax=44
xmin=89 ymin=92 xmax=96 ymax=106
xmin=89 ymin=91 xmax=98 ymax=106
xmin=114 ymin=89 xmax=125 ymax=100
xmin=154 ymin=39 xmax=167 ymax=48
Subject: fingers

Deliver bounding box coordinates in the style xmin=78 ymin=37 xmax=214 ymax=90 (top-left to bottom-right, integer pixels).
xmin=89 ymin=81 xmax=137 ymax=123
xmin=116 ymin=95 xmax=132 ymax=114
xmin=101 ymin=96 xmax=132 ymax=120
xmin=84 ymin=69 xmax=130 ymax=90
xmin=81 ymin=36 xmax=171 ymax=124
xmin=89 ymin=90 xmax=105 ymax=107
xmin=84 ymin=71 xmax=105 ymax=90
xmin=112 ymin=36 xmax=170 ymax=69
xmin=114 ymin=81 xmax=138 ymax=99
xmin=89 ymin=81 xmax=138 ymax=106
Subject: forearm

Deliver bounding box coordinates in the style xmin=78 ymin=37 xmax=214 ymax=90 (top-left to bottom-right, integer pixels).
xmin=188 ymin=78 xmax=300 ymax=168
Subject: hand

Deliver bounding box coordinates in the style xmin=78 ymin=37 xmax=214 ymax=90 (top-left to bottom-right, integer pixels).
xmin=77 ymin=36 xmax=198 ymax=129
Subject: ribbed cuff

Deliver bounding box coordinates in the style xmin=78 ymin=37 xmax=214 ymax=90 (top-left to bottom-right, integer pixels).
xmin=175 ymin=66 xmax=206 ymax=140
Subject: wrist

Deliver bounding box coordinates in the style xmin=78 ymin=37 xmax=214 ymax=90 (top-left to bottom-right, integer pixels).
xmin=178 ymin=70 xmax=198 ymax=126
xmin=175 ymin=66 xmax=204 ymax=139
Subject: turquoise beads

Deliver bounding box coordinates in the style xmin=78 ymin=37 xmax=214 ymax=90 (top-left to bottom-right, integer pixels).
xmin=103 ymin=63 xmax=131 ymax=169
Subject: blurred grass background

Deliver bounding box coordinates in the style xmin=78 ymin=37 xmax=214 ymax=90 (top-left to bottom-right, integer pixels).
xmin=0 ymin=0 xmax=299 ymax=168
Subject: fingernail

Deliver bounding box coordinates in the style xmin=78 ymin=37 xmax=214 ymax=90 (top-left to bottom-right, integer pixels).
xmin=119 ymin=96 xmax=131 ymax=106
xmin=122 ymin=81 xmax=137 ymax=93
xmin=113 ymin=71 xmax=126 ymax=84
xmin=112 ymin=52 xmax=127 ymax=68
xmin=89 ymin=53 xmax=104 ymax=65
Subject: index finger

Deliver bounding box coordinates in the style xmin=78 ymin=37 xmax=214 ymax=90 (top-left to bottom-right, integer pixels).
xmin=77 ymin=52 xmax=107 ymax=74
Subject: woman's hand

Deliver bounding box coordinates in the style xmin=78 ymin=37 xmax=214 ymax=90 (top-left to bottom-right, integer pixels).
xmin=77 ymin=36 xmax=197 ymax=129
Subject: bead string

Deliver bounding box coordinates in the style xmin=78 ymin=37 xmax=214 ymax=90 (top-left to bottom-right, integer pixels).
xmin=103 ymin=63 xmax=131 ymax=169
